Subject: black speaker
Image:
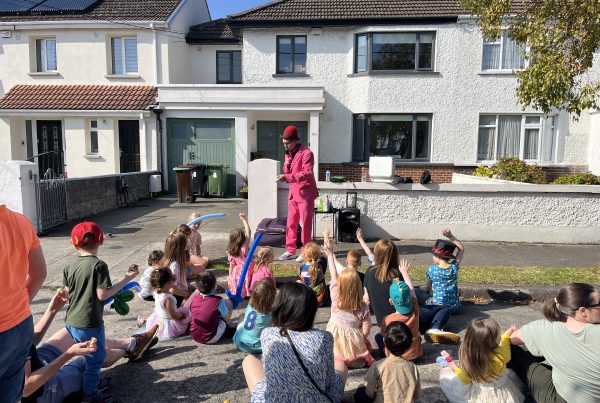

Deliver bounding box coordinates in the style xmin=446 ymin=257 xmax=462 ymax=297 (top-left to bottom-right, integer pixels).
xmin=338 ymin=207 xmax=360 ymax=243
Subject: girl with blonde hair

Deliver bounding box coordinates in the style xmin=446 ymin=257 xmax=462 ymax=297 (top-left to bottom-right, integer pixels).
xmin=297 ymin=242 xmax=328 ymax=305
xmin=249 ymin=247 xmax=275 ymax=293
xmin=323 ymin=236 xmax=374 ymax=368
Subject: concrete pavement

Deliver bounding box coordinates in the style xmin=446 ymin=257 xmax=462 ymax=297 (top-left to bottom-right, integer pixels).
xmin=32 ymin=196 xmax=598 ymax=402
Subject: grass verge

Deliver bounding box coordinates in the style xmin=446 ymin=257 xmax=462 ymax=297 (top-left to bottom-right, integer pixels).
xmin=208 ymin=263 xmax=600 ymax=285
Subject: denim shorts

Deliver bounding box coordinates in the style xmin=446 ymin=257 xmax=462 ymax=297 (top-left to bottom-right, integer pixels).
xmin=36 ymin=343 xmax=86 ymax=403
xmin=0 ymin=315 xmax=33 ymax=403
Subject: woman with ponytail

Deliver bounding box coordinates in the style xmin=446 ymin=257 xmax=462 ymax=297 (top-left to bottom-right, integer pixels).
xmin=508 ymin=283 xmax=600 ymax=403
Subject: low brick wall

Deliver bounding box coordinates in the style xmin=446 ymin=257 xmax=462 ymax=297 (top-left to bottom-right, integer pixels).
xmin=65 ymin=171 xmax=160 ymax=221
xmin=319 ymin=163 xmax=588 ymax=183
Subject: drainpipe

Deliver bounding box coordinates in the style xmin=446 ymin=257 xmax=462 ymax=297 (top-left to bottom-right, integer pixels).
xmin=151 ymin=105 xmax=164 ymax=189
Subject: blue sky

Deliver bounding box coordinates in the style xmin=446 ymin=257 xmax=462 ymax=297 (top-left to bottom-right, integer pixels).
xmin=207 ymin=0 xmax=271 ymax=19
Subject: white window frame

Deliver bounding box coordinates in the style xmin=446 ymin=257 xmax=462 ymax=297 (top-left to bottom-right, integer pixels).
xmin=88 ymin=120 xmax=99 ymax=154
xmin=36 ymin=38 xmax=57 ymax=72
xmin=482 ymin=32 xmax=527 ymax=72
xmin=111 ymin=37 xmax=138 ymax=74
xmin=477 ymin=114 xmax=558 ymax=163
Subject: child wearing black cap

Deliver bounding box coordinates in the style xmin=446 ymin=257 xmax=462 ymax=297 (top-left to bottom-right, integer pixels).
xmin=421 ymin=228 xmax=464 ymax=316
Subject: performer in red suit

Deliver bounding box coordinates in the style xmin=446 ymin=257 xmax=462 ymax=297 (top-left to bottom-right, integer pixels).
xmin=275 ymin=125 xmax=318 ymax=261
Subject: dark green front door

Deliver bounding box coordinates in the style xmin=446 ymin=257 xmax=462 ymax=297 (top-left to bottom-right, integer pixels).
xmin=166 ymin=118 xmax=236 ymax=196
xmin=257 ymin=121 xmax=308 ymax=163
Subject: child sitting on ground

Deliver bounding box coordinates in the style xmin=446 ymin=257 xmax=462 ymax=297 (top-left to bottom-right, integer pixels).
xmin=323 ymin=238 xmax=375 ymax=368
xmin=190 ymin=271 xmax=235 ymax=344
xmin=297 ymin=241 xmax=328 ymax=306
xmin=233 ymin=278 xmax=277 ymax=353
xmin=144 ymin=267 xmax=191 ymax=341
xmin=162 ymin=233 xmax=193 ymax=307
xmin=139 ymin=250 xmax=164 ymax=301
xmin=227 ymin=213 xmax=252 ymax=298
xmin=355 ymin=321 xmax=421 ymax=403
xmin=438 ymin=319 xmax=524 ymax=403
xmin=63 ymin=222 xmax=154 ymax=401
xmin=249 ymin=247 xmax=275 ymax=293
xmin=187 ymin=212 xmax=210 ymax=267
xmin=420 ymin=228 xmax=464 ymax=314
xmin=176 ymin=223 xmax=209 ymax=275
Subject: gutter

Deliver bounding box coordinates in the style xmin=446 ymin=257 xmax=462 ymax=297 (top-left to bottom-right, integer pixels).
xmin=0 ymin=109 xmax=153 ymax=117
xmin=0 ymin=20 xmax=168 ymax=30
xmin=228 ymin=16 xmax=459 ymax=29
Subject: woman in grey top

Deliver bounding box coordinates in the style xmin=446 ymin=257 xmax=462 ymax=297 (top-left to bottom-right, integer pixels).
xmin=508 ymin=283 xmax=600 ymax=403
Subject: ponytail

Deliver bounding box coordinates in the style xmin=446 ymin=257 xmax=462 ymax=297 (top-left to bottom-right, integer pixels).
xmin=543 ymin=283 xmax=597 ymax=322
xmin=543 ymin=298 xmax=568 ymax=322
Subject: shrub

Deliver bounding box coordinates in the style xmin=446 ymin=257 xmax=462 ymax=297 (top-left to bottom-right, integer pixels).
xmin=472 ymin=158 xmax=546 ymax=184
xmin=473 ymin=165 xmax=495 ymax=178
xmin=552 ymin=172 xmax=600 ymax=185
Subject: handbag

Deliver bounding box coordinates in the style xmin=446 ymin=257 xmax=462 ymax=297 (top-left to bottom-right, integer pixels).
xmin=282 ymin=330 xmax=334 ymax=403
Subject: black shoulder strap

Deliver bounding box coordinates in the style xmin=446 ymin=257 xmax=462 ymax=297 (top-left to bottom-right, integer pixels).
xmin=283 ymin=330 xmax=334 ymax=403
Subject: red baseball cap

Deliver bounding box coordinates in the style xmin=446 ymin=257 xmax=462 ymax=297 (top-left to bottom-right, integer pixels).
xmin=281 ymin=125 xmax=300 ymax=141
xmin=71 ymin=221 xmax=104 ymax=247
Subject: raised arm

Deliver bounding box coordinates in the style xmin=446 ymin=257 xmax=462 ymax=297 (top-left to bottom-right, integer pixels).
xmin=356 ymin=228 xmax=374 ymax=260
xmin=32 ymin=291 xmax=68 ymax=345
xmin=96 ymin=264 xmax=139 ymax=301
xmin=442 ymin=228 xmax=464 ymax=263
xmin=323 ymin=228 xmax=343 ymax=271
xmin=322 ymin=238 xmax=338 ymax=283
xmin=398 ymin=259 xmax=416 ymax=299
xmin=239 ymin=213 xmax=251 ymax=244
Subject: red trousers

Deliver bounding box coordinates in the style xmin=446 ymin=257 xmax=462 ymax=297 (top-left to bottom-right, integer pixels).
xmin=286 ymin=198 xmax=315 ymax=254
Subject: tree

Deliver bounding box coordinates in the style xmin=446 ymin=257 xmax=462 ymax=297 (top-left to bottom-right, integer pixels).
xmin=460 ymin=0 xmax=600 ymax=117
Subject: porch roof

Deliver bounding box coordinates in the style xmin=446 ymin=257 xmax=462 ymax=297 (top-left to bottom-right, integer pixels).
xmin=0 ymin=84 xmax=157 ymax=111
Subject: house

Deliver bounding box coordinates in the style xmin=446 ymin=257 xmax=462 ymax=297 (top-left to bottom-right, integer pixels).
xmin=158 ymin=0 xmax=598 ymax=194
xmin=0 ymin=0 xmax=211 ymax=180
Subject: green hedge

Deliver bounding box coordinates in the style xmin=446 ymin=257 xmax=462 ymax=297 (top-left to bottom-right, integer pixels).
xmin=473 ymin=157 xmax=546 ymax=184
xmin=552 ymin=173 xmax=600 ymax=185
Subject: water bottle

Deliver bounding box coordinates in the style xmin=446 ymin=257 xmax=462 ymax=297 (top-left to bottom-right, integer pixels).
xmin=325 ymin=170 xmax=331 ymax=182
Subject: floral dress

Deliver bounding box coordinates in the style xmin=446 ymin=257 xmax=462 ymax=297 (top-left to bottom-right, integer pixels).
xmin=227 ymin=244 xmax=252 ymax=298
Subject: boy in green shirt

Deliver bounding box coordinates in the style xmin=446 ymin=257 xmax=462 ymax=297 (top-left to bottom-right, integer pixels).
xmin=63 ymin=222 xmax=154 ymax=401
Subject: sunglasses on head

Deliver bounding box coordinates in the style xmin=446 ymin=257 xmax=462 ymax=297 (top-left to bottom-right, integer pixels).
xmin=585 ymin=302 xmax=600 ymax=308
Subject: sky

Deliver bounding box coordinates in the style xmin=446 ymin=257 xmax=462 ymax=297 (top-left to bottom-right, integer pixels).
xmin=207 ymin=0 xmax=272 ymax=19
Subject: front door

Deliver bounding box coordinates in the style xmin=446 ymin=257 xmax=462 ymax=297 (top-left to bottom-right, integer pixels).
xmin=257 ymin=121 xmax=308 ymax=163
xmin=119 ymin=120 xmax=140 ymax=173
xmin=36 ymin=120 xmax=64 ymax=178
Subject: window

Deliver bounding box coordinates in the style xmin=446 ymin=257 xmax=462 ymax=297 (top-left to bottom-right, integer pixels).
xmin=89 ymin=120 xmax=99 ymax=154
xmin=111 ymin=37 xmax=138 ymax=74
xmin=216 ymin=51 xmax=242 ymax=84
xmin=477 ymin=114 xmax=557 ymax=162
xmin=276 ymin=36 xmax=306 ymax=74
xmin=35 ymin=38 xmax=57 ymax=72
xmin=482 ymin=32 xmax=525 ymax=71
xmin=354 ymin=32 xmax=435 ymax=73
xmin=353 ymin=114 xmax=432 ymax=162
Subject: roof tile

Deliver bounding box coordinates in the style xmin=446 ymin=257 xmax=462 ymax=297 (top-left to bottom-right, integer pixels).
xmin=186 ymin=18 xmax=240 ymax=44
xmin=0 ymin=84 xmax=157 ymax=111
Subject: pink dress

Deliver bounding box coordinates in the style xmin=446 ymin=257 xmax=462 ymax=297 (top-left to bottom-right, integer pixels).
xmin=146 ymin=292 xmax=191 ymax=341
xmin=325 ymin=278 xmax=375 ymax=366
xmin=227 ymin=244 xmax=252 ymax=298
xmin=249 ymin=265 xmax=275 ymax=292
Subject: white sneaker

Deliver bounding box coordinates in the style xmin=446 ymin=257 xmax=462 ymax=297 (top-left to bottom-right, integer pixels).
xmin=278 ymin=251 xmax=296 ymax=261
xmin=295 ymin=255 xmax=304 ymax=263
xmin=424 ymin=328 xmax=461 ymax=345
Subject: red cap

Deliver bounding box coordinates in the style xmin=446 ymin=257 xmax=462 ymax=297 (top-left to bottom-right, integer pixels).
xmin=71 ymin=221 xmax=104 ymax=247
xmin=281 ymin=125 xmax=300 ymax=141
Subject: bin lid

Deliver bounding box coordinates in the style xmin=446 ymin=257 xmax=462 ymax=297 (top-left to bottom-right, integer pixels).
xmin=173 ymin=166 xmax=192 ymax=171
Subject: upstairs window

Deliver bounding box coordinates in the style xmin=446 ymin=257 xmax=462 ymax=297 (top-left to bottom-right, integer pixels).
xmin=353 ymin=114 xmax=432 ymax=162
xmin=36 ymin=38 xmax=57 ymax=72
xmin=482 ymin=32 xmax=526 ymax=71
xmin=355 ymin=32 xmax=435 ymax=73
xmin=276 ymin=35 xmax=306 ymax=74
xmin=217 ymin=51 xmax=242 ymax=84
xmin=111 ymin=37 xmax=138 ymax=74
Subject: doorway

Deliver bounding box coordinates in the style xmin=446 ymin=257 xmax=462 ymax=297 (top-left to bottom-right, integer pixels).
xmin=118 ymin=120 xmax=140 ymax=173
xmin=36 ymin=120 xmax=64 ymax=178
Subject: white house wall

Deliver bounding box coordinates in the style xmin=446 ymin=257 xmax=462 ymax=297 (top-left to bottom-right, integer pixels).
xmin=189 ymin=44 xmax=242 ymax=84
xmin=241 ymin=24 xmax=591 ymax=166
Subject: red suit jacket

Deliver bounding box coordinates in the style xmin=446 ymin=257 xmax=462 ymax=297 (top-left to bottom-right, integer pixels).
xmin=283 ymin=144 xmax=318 ymax=202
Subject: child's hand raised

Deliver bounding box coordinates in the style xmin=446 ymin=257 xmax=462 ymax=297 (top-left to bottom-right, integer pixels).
xmin=442 ymin=228 xmax=455 ymax=239
xmin=321 ymin=242 xmax=333 ymax=257
xmin=239 ymin=213 xmax=247 ymax=221
xmin=399 ymin=258 xmax=410 ymax=274
xmin=356 ymin=228 xmax=364 ymax=240
xmin=126 ymin=264 xmax=139 ymax=279
xmin=323 ymin=228 xmax=331 ymax=239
